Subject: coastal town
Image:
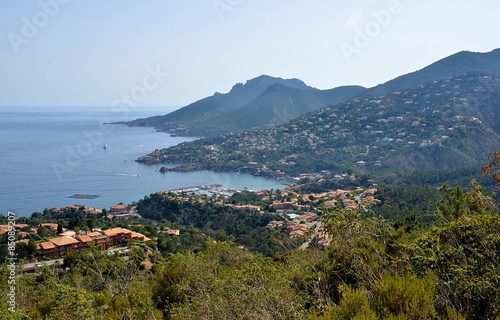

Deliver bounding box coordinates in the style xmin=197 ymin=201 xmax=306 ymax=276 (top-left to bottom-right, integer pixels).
xmin=137 ymin=74 xmax=500 ymax=179
xmin=1 ymin=170 xmax=382 ymax=271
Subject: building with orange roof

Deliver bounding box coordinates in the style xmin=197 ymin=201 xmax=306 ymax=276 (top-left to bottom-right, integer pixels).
xmin=17 ymin=232 xmax=29 ymax=238
xmin=82 ymin=207 xmax=102 ymax=215
xmin=87 ymin=231 xmax=102 ymax=237
xmin=130 ymin=232 xmax=152 ymax=242
xmin=267 ymin=220 xmax=285 ymax=229
xmin=36 ymin=227 xmax=152 ymax=260
xmin=323 ymin=200 xmax=337 ymax=208
xmin=88 ymin=232 xmax=109 ymax=250
xmin=49 ymin=236 xmax=81 ymax=257
xmin=110 ymin=204 xmax=128 ymax=215
xmin=0 ymin=224 xmax=31 ymax=234
xmin=298 ymin=213 xmax=318 ymax=222
xmin=74 ymin=234 xmax=93 ymax=243
xmin=285 ymin=223 xmax=309 ymax=238
xmin=102 ymin=227 xmax=133 ymax=246
xmin=36 ymin=241 xmax=57 ymax=260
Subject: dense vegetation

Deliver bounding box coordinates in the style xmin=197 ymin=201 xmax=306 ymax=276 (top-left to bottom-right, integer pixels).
xmin=2 ymin=181 xmax=500 ymax=319
xmin=5 ymin=50 xmax=500 ymax=319
xmin=136 ymin=192 xmax=301 ymax=257
xmin=138 ymin=73 xmax=500 ymax=180
xmin=126 ymin=75 xmax=364 ymax=137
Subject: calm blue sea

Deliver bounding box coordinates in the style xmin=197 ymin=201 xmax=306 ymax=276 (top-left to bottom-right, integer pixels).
xmin=0 ymin=106 xmax=289 ymax=217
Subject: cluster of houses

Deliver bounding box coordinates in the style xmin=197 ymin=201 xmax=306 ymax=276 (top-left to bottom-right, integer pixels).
xmin=3 ymin=184 xmax=381 ymax=257
xmin=52 ymin=204 xmax=135 ymax=219
xmin=194 ymin=75 xmax=492 ymax=174
xmin=52 ymin=205 xmax=103 ymax=215
xmin=0 ymin=223 xmax=60 ymax=242
xmin=283 ymin=213 xmax=318 ymax=238
xmin=265 ymin=187 xmax=380 ymax=242
xmin=270 ymin=201 xmax=310 ymax=213
xmin=36 ymin=227 xmax=151 ymax=260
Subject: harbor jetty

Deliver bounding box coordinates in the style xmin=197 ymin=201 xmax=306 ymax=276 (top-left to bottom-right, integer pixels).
xmin=159 ymin=184 xmax=222 ymax=194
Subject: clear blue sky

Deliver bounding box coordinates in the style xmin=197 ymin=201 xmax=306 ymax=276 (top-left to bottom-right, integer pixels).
xmin=1 ymin=0 xmax=499 ymax=107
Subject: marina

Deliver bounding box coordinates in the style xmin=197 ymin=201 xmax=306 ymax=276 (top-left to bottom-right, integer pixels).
xmin=160 ymin=184 xmax=222 ymax=194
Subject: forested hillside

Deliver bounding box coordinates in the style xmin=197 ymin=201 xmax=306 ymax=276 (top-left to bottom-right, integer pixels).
xmin=138 ymin=73 xmax=500 ymax=179
xmin=3 ymin=179 xmax=500 ymax=319
xmin=126 ymin=75 xmax=364 ymax=137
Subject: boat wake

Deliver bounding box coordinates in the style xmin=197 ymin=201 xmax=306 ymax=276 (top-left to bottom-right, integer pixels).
xmin=116 ymin=173 xmax=140 ymax=177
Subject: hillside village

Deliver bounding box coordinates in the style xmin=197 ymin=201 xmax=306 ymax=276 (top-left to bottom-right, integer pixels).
xmin=5 ymin=72 xmax=499 ymax=283
xmin=4 ymin=73 xmax=500 ymax=319
xmin=4 ymin=172 xmax=496 ymax=319
xmin=135 ymin=178 xmax=381 ymax=248
xmin=1 ymin=177 xmax=382 ymax=268
xmin=138 ymin=73 xmax=500 ymax=178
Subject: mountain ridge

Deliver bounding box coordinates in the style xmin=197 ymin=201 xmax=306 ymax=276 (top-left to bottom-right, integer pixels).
xmin=127 ymin=75 xmax=321 ymax=130
xmin=179 ymin=83 xmax=365 ymax=136
xmin=356 ymin=49 xmax=500 ymax=99
xmin=127 ymin=49 xmax=500 ymax=138
xmin=137 ymin=72 xmax=500 ymax=178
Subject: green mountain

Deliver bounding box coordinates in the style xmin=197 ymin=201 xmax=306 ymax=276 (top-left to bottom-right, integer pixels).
xmin=129 ymin=49 xmax=500 ymax=138
xmin=126 ymin=75 xmax=365 ymax=136
xmin=179 ymin=83 xmax=365 ymax=136
xmin=356 ymin=49 xmax=500 ymax=99
xmin=127 ymin=75 xmax=315 ymax=128
xmin=138 ymin=72 xmax=500 ymax=177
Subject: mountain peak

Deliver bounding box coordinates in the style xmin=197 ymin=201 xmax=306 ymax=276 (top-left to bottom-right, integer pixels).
xmin=228 ymin=75 xmax=315 ymax=92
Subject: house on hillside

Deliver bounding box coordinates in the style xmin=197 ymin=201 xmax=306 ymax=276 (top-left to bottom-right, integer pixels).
xmin=110 ymin=204 xmax=128 ymax=215
xmin=36 ymin=227 xmax=151 ymax=260
xmin=37 ymin=236 xmax=81 ymax=260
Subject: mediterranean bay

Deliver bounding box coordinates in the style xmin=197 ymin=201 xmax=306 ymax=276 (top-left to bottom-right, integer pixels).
xmin=0 ymin=106 xmax=289 ymax=217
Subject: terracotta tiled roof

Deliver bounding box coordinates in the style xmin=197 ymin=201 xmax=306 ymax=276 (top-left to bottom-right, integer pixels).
xmin=38 ymin=242 xmax=56 ymax=250
xmin=87 ymin=232 xmax=103 ymax=237
xmin=49 ymin=236 xmax=80 ymax=246
xmin=131 ymin=232 xmax=152 ymax=242
xmin=111 ymin=204 xmax=127 ymax=209
xmin=75 ymin=234 xmax=93 ymax=242
xmin=101 ymin=229 xmax=118 ymax=236
xmin=102 ymin=227 xmax=132 ymax=236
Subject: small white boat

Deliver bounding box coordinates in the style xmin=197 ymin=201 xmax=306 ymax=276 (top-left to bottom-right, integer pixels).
xmin=103 ymin=143 xmax=108 ymax=149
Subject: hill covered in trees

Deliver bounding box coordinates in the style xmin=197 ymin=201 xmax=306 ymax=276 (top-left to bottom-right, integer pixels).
xmin=125 ymin=75 xmax=364 ymax=137
xmin=356 ymin=49 xmax=500 ymax=99
xmin=138 ymin=72 xmax=500 ymax=179
xmin=3 ymin=179 xmax=500 ymax=319
xmin=127 ymin=49 xmax=500 ymax=138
